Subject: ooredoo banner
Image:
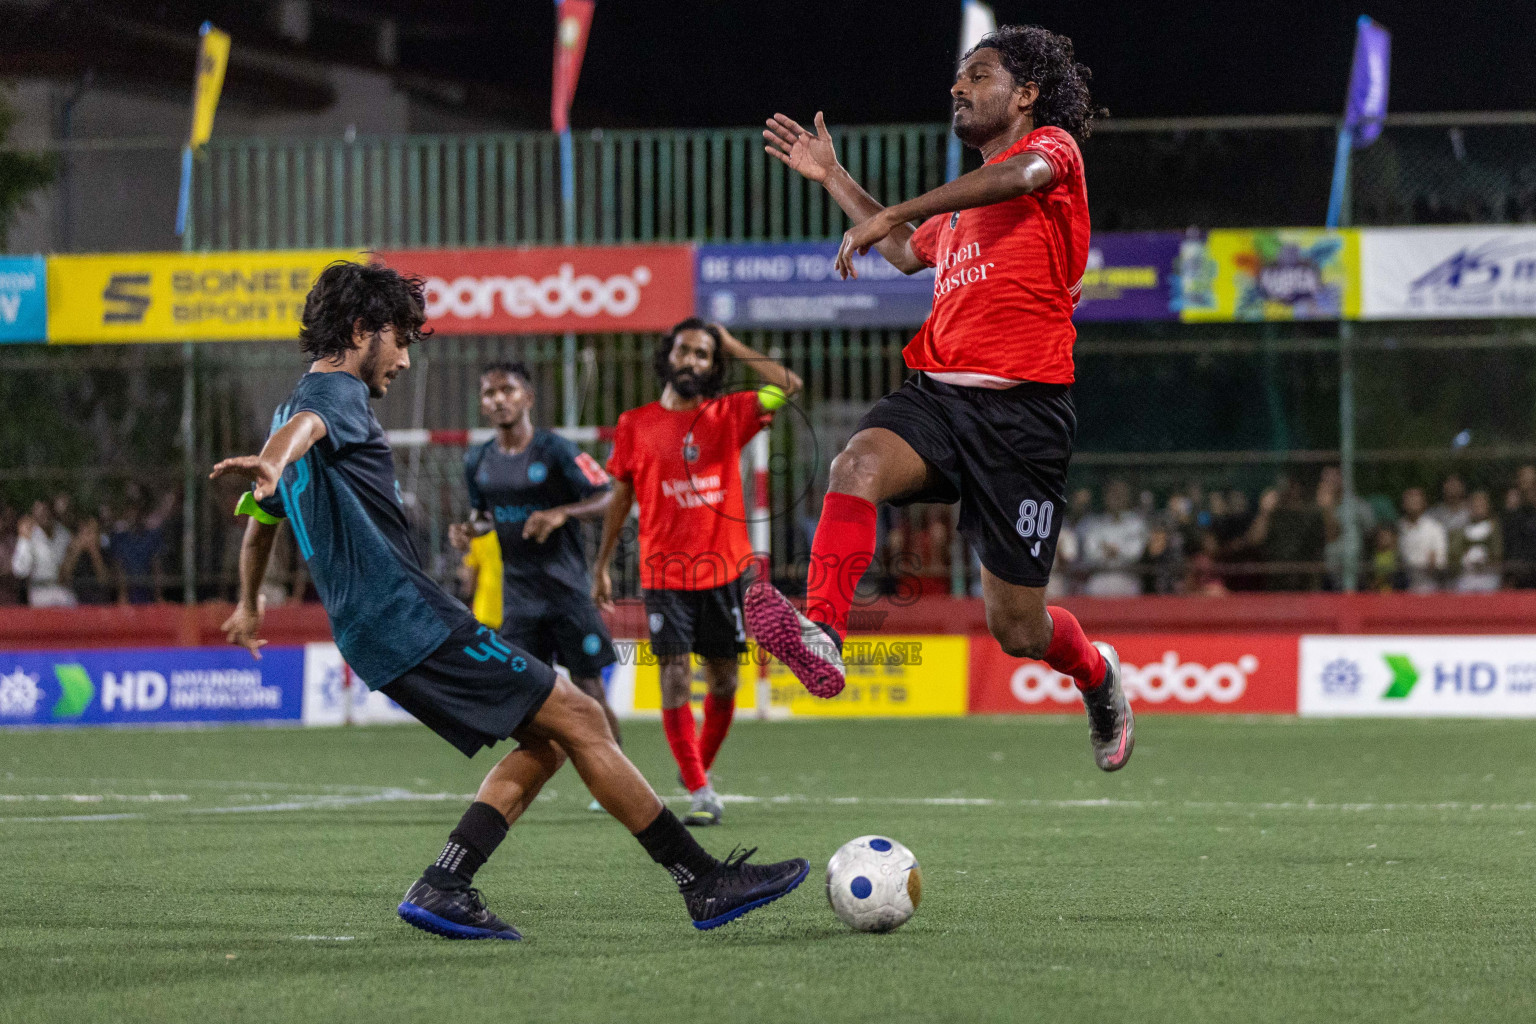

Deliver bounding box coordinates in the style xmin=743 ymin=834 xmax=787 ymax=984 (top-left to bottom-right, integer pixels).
xmin=0 ymin=647 xmax=303 ymax=727
xmin=377 ymin=245 xmax=695 ymax=335
xmin=969 ymin=633 xmax=1299 ymax=714
xmin=1299 ymin=635 xmax=1536 ymax=717
xmin=1360 ymin=227 xmax=1536 ymax=319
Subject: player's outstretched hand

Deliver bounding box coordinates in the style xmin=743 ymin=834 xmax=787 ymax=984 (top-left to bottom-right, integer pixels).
xmin=764 ymin=111 xmax=838 ymax=183
xmin=522 ymin=508 xmax=568 ymax=544
xmin=210 ymin=455 xmax=282 ymax=502
xmin=221 ymin=595 xmax=268 ymax=660
xmin=448 ymin=521 xmax=473 ymax=552
xmin=835 ymin=210 xmax=897 ymax=280
xmin=591 ymin=568 xmax=615 ymax=614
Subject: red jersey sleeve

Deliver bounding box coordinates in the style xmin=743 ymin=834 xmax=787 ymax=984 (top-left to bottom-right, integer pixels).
xmin=605 ymin=413 xmax=634 ymax=484
xmin=909 ymin=215 xmax=944 ymax=268
xmin=1021 ymin=126 xmax=1082 ymax=193
xmin=728 ymin=390 xmax=770 ymax=447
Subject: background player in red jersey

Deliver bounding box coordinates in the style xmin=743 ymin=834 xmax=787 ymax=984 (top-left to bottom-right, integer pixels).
xmin=593 ymin=319 xmax=801 ymax=825
xmin=750 ymin=25 xmax=1134 ymax=771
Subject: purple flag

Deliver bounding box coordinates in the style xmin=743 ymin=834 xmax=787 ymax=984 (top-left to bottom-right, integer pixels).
xmin=1344 ymin=15 xmax=1391 ymax=147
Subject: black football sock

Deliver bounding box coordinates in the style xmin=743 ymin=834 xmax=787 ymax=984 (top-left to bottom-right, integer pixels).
xmin=423 ymin=801 xmax=508 ymax=890
xmin=633 ymin=807 xmax=720 ymax=889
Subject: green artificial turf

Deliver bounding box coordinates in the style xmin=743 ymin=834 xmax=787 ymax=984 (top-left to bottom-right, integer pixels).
xmin=2 ymin=716 xmax=1534 ymax=1023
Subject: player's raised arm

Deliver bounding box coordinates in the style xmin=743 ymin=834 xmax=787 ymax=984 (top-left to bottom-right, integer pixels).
xmin=209 ymin=411 xmax=329 ymax=500
xmin=712 ymin=323 xmax=802 ymax=400
xmin=765 ymin=112 xmax=926 ymax=275
xmin=832 ymin=150 xmax=1053 ymax=280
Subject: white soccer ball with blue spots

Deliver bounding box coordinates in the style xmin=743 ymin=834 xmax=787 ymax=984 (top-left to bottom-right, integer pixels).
xmin=826 ymin=835 xmax=921 ymax=932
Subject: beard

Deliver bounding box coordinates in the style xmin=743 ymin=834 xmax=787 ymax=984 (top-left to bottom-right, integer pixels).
xmin=667 ymin=367 xmax=706 ymax=399
xmin=358 ymin=334 xmax=387 ymax=398
xmin=951 ymin=104 xmax=1001 ymax=148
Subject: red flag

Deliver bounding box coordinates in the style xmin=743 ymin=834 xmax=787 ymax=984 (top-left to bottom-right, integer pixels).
xmin=551 ymin=0 xmax=595 ymax=133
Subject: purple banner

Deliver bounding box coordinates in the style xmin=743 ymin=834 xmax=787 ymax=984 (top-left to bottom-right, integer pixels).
xmin=1074 ymin=232 xmax=1183 ymax=322
xmin=1345 ymin=15 xmax=1391 ymax=147
xmin=697 ymin=232 xmax=1183 ymax=327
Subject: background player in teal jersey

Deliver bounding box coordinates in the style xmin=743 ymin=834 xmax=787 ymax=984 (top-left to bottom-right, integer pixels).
xmin=212 ymin=260 xmax=807 ymax=939
xmin=451 ymin=361 xmax=622 ymax=811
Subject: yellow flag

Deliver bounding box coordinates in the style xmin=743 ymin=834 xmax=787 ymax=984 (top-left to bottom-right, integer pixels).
xmin=188 ymin=22 xmax=230 ymax=149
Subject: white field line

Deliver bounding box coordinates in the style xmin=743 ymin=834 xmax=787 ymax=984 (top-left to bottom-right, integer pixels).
xmin=4 ymin=786 xmax=1536 ymax=823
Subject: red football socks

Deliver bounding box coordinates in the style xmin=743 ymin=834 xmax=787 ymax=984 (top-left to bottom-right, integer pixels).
xmin=1044 ymin=606 xmax=1107 ymax=690
xmin=699 ymin=692 xmax=735 ymax=770
xmin=661 ymin=705 xmax=709 ymax=792
xmin=805 ymin=491 xmax=878 ymax=636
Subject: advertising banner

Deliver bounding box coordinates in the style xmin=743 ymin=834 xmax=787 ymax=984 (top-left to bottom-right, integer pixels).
xmin=0 ymin=255 xmax=46 ymax=343
xmin=1299 ymin=635 xmax=1536 ymax=717
xmin=378 ymin=245 xmax=694 ymax=335
xmin=1075 ymin=232 xmax=1183 ymax=322
xmin=0 ymin=647 xmax=303 ymax=727
xmin=696 ymin=242 xmax=936 ymax=328
xmin=302 ymin=642 xmax=418 ymax=726
xmin=1181 ymin=229 xmax=1360 ymax=321
xmin=1360 ymin=227 xmax=1536 ymax=319
xmin=625 ymin=636 xmax=969 ymax=718
xmin=48 ymin=250 xmax=357 ymax=343
xmin=697 ymin=233 xmax=1184 ymax=328
xmin=969 ymin=633 xmax=1299 ymax=714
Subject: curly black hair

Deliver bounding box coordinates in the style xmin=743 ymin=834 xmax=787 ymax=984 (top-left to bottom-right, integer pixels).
xmin=654 ymin=317 xmax=731 ymax=398
xmin=299 ymin=260 xmax=430 ymax=363
xmin=964 ymin=25 xmax=1106 ymax=140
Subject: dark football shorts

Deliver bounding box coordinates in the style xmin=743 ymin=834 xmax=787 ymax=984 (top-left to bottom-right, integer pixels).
xmin=381 ymin=618 xmax=557 ymax=758
xmin=856 ymin=372 xmax=1075 ymax=589
xmin=642 ymin=577 xmax=748 ymax=660
xmin=498 ymin=579 xmax=618 ymax=679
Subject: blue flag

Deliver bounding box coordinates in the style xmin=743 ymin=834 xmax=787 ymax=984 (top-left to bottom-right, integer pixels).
xmin=1344 ymin=16 xmax=1391 ymax=147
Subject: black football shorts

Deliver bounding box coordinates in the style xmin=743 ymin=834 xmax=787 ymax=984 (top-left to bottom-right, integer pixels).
xmin=641 ymin=577 xmax=748 ymax=660
xmin=381 ymin=618 xmax=557 ymax=757
xmin=498 ymin=579 xmax=618 ymax=679
xmin=856 ymin=372 xmax=1075 ymax=588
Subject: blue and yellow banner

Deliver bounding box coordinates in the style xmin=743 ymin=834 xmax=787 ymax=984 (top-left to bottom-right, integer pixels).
xmin=0 ymin=255 xmax=46 ymax=343
xmin=48 ymin=250 xmax=357 ymax=343
xmin=1179 ymin=228 xmax=1362 ymax=322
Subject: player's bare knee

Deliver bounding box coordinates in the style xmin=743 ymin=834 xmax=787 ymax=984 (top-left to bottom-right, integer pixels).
xmin=988 ymin=615 xmax=1050 ymax=660
xmin=828 ymin=446 xmax=883 ymax=501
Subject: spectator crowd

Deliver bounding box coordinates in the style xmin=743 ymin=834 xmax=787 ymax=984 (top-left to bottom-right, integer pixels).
xmin=0 ymin=487 xmax=177 ymax=608
xmin=1034 ymin=466 xmax=1536 ymax=597
xmin=12 ymin=465 xmax=1536 ymax=608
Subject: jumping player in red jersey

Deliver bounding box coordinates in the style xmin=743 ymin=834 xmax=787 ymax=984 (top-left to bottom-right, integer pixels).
xmin=750 ymin=25 xmax=1133 ymax=771
xmin=593 ymin=319 xmax=802 ymax=824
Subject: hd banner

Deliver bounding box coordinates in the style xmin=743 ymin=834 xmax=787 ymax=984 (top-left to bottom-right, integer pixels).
xmin=1360 ymin=227 xmax=1536 ymax=319
xmin=377 ymin=245 xmax=695 ymax=335
xmin=1299 ymin=635 xmax=1536 ymax=717
xmin=695 ymin=233 xmax=1183 ymax=328
xmin=0 ymin=647 xmax=303 ymax=727
xmin=48 ymin=250 xmax=356 ymax=343
xmin=1179 ymin=228 xmax=1361 ymax=322
xmin=0 ymin=255 xmax=46 ymax=343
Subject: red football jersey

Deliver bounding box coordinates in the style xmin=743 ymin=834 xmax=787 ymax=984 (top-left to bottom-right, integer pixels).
xmin=606 ymin=391 xmax=768 ymax=591
xmin=905 ymin=125 xmax=1090 ymax=384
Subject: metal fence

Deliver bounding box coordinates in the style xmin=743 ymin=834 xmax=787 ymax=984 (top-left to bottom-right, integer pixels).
xmin=6 ymin=113 xmax=1536 ymax=606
